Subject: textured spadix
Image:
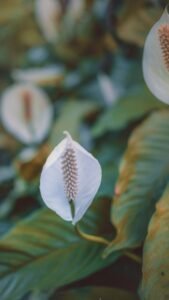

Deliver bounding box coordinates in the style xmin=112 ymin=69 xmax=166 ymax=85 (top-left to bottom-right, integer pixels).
xmin=40 ymin=132 xmax=102 ymax=224
xmin=143 ymin=6 xmax=169 ymax=104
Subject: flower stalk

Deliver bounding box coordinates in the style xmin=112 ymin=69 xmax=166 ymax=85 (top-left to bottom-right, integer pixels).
xmin=75 ymin=224 xmax=142 ymax=264
xmin=75 ymin=223 xmax=110 ymax=246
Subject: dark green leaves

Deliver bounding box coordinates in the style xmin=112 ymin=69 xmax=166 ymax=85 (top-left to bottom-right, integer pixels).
xmin=0 ymin=198 xmax=119 ymax=300
xmin=103 ymin=110 xmax=169 ymax=257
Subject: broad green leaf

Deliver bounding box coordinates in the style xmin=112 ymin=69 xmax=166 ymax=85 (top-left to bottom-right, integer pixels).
xmin=103 ymin=110 xmax=169 ymax=257
xmin=95 ymin=134 xmax=126 ymax=197
xmin=56 ymin=286 xmax=138 ymax=300
xmin=92 ymin=86 xmax=167 ymax=137
xmin=50 ymin=100 xmax=97 ymax=146
xmin=140 ymin=183 xmax=169 ymax=300
xmin=0 ymin=198 xmax=119 ymax=300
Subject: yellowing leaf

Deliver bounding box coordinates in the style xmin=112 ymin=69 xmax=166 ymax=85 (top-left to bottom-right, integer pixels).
xmin=103 ymin=110 xmax=169 ymax=257
xmin=117 ymin=1 xmax=162 ymax=46
xmin=0 ymin=0 xmax=25 ymax=24
xmin=141 ymin=183 xmax=169 ymax=300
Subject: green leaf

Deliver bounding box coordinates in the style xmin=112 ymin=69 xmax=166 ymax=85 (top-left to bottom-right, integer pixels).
xmin=140 ymin=183 xmax=169 ymax=300
xmin=92 ymin=86 xmax=167 ymax=137
xmin=56 ymin=286 xmax=138 ymax=300
xmin=0 ymin=198 xmax=119 ymax=300
xmin=103 ymin=110 xmax=169 ymax=257
xmin=95 ymin=134 xmax=126 ymax=197
xmin=50 ymin=100 xmax=97 ymax=146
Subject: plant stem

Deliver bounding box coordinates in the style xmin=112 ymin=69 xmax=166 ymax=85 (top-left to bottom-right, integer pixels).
xmin=124 ymin=251 xmax=142 ymax=264
xmin=75 ymin=223 xmax=109 ymax=246
xmin=75 ymin=224 xmax=142 ymax=264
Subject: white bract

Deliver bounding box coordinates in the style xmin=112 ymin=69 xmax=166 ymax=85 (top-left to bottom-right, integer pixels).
xmin=36 ymin=0 xmax=61 ymax=42
xmin=143 ymin=6 xmax=169 ymax=104
xmin=12 ymin=66 xmax=64 ymax=86
xmin=0 ymin=84 xmax=53 ymax=144
xmin=40 ymin=132 xmax=102 ymax=224
xmin=98 ymin=73 xmax=120 ymax=106
xmin=35 ymin=0 xmax=85 ymax=43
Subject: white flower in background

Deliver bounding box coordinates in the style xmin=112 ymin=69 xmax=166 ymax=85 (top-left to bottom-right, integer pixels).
xmin=143 ymin=6 xmax=169 ymax=104
xmin=36 ymin=0 xmax=61 ymax=42
xmin=40 ymin=131 xmax=102 ymax=224
xmin=12 ymin=66 xmax=64 ymax=86
xmin=68 ymin=0 xmax=85 ymax=19
xmin=18 ymin=147 xmax=38 ymax=162
xmin=35 ymin=0 xmax=85 ymax=43
xmin=98 ymin=73 xmax=120 ymax=106
xmin=0 ymin=84 xmax=53 ymax=144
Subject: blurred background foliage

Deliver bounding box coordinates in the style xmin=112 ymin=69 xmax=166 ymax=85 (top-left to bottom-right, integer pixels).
xmin=0 ymin=0 xmax=168 ymax=299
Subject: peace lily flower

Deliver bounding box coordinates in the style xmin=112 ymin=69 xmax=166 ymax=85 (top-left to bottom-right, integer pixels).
xmin=0 ymin=84 xmax=53 ymax=144
xmin=98 ymin=73 xmax=120 ymax=106
xmin=12 ymin=65 xmax=64 ymax=87
xmin=40 ymin=131 xmax=102 ymax=224
xmin=36 ymin=0 xmax=61 ymax=43
xmin=143 ymin=5 xmax=169 ymax=104
xmin=35 ymin=0 xmax=85 ymax=43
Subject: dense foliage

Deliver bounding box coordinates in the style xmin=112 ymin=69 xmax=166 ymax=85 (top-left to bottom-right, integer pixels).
xmin=0 ymin=1 xmax=168 ymax=299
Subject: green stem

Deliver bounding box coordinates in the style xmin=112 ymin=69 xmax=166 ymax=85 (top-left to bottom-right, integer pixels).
xmin=75 ymin=223 xmax=109 ymax=246
xmin=124 ymin=251 xmax=142 ymax=264
xmin=75 ymin=224 xmax=142 ymax=264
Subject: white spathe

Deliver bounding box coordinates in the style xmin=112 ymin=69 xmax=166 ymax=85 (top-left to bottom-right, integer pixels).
xmin=0 ymin=84 xmax=53 ymax=144
xmin=35 ymin=0 xmax=61 ymax=42
xmin=98 ymin=73 xmax=120 ymax=106
xmin=143 ymin=6 xmax=169 ymax=104
xmin=40 ymin=132 xmax=102 ymax=224
xmin=35 ymin=0 xmax=85 ymax=43
xmin=67 ymin=0 xmax=85 ymax=20
xmin=12 ymin=66 xmax=64 ymax=86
